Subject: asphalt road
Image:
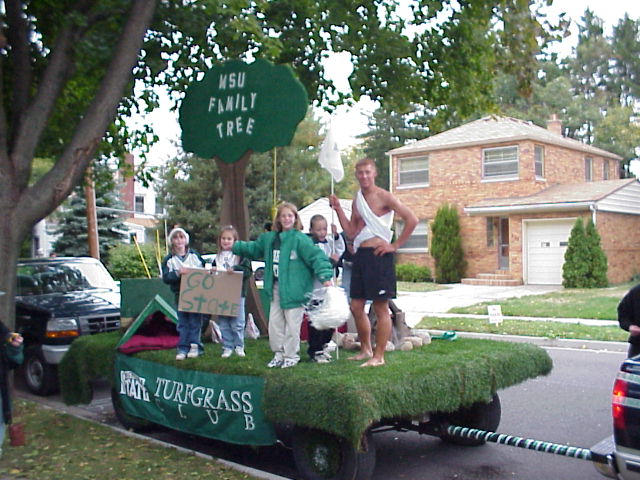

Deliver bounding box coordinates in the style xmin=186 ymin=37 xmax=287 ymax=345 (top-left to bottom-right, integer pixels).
xmin=16 ymin=345 xmax=625 ymax=480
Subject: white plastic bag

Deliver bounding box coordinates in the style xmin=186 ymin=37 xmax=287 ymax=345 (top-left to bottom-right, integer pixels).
xmin=245 ymin=313 xmax=260 ymax=339
xmin=210 ymin=320 xmax=222 ymax=343
xmin=306 ymin=286 xmax=350 ymax=330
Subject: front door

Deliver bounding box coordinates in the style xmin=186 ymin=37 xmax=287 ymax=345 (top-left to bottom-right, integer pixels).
xmin=498 ymin=217 xmax=509 ymax=270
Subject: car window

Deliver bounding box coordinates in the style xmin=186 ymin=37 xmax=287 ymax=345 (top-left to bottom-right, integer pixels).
xmin=17 ymin=261 xmax=117 ymax=295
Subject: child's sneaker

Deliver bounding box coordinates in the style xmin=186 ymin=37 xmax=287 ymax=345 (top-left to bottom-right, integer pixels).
xmin=281 ymin=358 xmax=298 ymax=369
xmin=267 ymin=356 xmax=283 ymax=368
xmin=187 ymin=343 xmax=199 ymax=358
xmin=176 ymin=352 xmax=186 ymax=361
xmin=221 ymin=348 xmax=233 ymax=358
xmin=234 ymin=346 xmax=246 ymax=357
xmin=313 ymin=352 xmax=332 ymax=364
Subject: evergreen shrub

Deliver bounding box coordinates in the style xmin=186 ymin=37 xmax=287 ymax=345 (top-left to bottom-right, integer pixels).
xmin=430 ymin=203 xmax=466 ymax=283
xmin=562 ymin=217 xmax=608 ymax=288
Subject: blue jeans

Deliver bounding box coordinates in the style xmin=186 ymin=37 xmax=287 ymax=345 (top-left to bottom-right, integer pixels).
xmin=218 ymin=298 xmax=246 ymax=349
xmin=177 ymin=311 xmax=206 ymax=354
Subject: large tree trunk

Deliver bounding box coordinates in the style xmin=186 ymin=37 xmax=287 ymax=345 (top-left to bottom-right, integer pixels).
xmin=0 ymin=210 xmax=31 ymax=331
xmin=215 ymin=151 xmax=268 ymax=334
xmin=0 ymin=0 xmax=158 ymax=330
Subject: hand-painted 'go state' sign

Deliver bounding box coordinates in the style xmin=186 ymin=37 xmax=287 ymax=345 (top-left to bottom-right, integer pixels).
xmin=179 ymin=58 xmax=308 ymax=164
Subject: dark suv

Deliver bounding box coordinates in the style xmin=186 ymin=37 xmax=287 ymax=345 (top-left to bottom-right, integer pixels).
xmin=16 ymin=257 xmax=120 ymax=395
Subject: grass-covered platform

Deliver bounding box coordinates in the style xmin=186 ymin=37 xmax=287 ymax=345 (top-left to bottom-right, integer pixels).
xmin=60 ymin=333 xmax=552 ymax=446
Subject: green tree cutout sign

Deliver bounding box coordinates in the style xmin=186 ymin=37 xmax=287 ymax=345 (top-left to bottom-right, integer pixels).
xmin=179 ymin=58 xmax=309 ymax=333
xmin=179 ymin=58 xmax=308 ymax=164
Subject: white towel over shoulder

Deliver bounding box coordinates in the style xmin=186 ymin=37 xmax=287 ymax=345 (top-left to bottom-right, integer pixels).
xmin=353 ymin=189 xmax=394 ymax=249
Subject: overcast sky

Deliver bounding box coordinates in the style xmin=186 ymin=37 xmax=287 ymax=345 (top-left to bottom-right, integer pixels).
xmin=142 ymin=1 xmax=640 ymax=163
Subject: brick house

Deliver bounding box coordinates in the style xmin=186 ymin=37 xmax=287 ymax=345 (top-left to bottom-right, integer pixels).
xmin=388 ymin=115 xmax=640 ymax=285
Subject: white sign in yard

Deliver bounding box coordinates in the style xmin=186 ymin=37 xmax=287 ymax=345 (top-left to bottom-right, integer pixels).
xmin=488 ymin=304 xmax=503 ymax=325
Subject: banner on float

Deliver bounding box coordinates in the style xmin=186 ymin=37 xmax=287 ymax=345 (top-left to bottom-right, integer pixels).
xmin=114 ymin=354 xmax=276 ymax=445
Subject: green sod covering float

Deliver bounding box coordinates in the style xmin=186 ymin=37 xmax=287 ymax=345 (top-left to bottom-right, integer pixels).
xmin=60 ymin=331 xmax=552 ymax=447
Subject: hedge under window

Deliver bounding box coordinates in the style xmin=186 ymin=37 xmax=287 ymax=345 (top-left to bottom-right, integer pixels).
xmin=483 ymin=146 xmax=518 ymax=179
xmin=398 ymin=156 xmax=429 ymax=186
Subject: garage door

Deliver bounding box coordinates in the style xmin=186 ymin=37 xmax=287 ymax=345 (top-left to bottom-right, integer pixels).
xmin=526 ymin=219 xmax=575 ymax=285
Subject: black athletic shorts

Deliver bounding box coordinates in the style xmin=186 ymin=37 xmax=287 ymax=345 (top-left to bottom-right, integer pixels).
xmin=350 ymin=247 xmax=396 ymax=300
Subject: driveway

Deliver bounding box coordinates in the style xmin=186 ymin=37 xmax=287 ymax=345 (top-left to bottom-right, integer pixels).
xmin=395 ymin=283 xmax=562 ymax=327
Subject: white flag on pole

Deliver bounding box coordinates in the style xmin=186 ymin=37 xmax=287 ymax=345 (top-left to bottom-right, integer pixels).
xmin=318 ymin=122 xmax=344 ymax=183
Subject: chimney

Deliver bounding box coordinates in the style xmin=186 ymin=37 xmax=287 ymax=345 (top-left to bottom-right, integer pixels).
xmin=119 ymin=153 xmax=135 ymax=213
xmin=547 ymin=113 xmax=562 ymax=136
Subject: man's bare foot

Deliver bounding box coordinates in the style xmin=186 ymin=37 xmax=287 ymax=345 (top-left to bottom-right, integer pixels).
xmin=349 ymin=351 xmax=373 ymax=361
xmin=360 ymin=357 xmax=385 ymax=367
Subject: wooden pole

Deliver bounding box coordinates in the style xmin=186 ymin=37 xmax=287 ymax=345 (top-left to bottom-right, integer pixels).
xmin=84 ymin=166 xmax=100 ymax=259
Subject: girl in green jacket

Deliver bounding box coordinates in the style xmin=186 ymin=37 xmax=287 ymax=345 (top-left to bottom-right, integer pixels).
xmin=233 ymin=202 xmax=333 ymax=368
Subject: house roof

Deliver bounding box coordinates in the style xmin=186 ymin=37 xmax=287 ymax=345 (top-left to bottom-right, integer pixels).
xmin=388 ymin=115 xmax=623 ymax=160
xmin=465 ymin=178 xmax=640 ymax=215
xmin=124 ymin=216 xmax=159 ymax=228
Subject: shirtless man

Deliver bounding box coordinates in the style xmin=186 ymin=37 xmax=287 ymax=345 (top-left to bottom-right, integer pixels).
xmin=329 ymin=158 xmax=418 ymax=366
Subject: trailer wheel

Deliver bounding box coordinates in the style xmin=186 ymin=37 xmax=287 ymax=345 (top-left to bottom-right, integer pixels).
xmin=436 ymin=393 xmax=501 ymax=446
xmin=292 ymin=427 xmax=376 ymax=480
xmin=111 ymin=388 xmax=155 ymax=433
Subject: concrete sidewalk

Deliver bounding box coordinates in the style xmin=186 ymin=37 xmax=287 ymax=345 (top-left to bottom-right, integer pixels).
xmin=394 ymin=283 xmax=625 ymax=352
xmin=395 ymin=283 xmax=565 ymax=327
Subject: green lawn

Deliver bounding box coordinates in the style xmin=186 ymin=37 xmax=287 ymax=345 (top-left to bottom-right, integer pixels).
xmin=417 ymin=317 xmax=629 ymax=342
xmin=0 ymin=399 xmax=259 ymax=480
xmin=447 ymin=283 xmax=633 ymax=320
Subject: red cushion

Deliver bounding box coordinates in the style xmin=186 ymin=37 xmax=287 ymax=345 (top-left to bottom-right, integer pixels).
xmin=119 ymin=334 xmax=179 ymax=354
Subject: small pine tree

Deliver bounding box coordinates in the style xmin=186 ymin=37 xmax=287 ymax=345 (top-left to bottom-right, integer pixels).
xmin=562 ymin=218 xmax=588 ymax=288
xmin=584 ymin=218 xmax=608 ymax=287
xmin=52 ymin=186 xmax=126 ymax=262
xmin=430 ymin=203 xmax=466 ymax=283
xmin=562 ymin=217 xmax=608 ymax=288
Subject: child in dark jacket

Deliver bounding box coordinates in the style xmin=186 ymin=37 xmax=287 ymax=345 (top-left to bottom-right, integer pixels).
xmin=161 ymin=227 xmax=206 ymax=361
xmin=0 ymin=319 xmax=23 ymax=457
xmin=307 ymin=214 xmax=345 ymax=363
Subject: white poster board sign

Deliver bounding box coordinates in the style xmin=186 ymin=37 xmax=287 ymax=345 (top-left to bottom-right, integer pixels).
xmin=487 ymin=304 xmax=503 ymax=325
xmin=178 ymin=268 xmax=243 ymax=317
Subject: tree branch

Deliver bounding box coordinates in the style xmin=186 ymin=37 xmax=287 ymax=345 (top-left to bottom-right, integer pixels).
xmin=21 ymin=0 xmax=158 ymax=227
xmin=4 ymin=0 xmax=32 ymax=144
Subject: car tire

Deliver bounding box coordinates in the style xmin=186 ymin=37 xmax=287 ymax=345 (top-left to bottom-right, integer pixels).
xmin=435 ymin=393 xmax=501 ymax=446
xmin=111 ymin=388 xmax=155 ymax=433
xmin=23 ymin=346 xmax=59 ymax=396
xmin=292 ymin=426 xmax=376 ymax=480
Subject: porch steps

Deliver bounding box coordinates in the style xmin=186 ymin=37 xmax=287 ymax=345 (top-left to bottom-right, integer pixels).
xmin=461 ymin=271 xmax=523 ymax=286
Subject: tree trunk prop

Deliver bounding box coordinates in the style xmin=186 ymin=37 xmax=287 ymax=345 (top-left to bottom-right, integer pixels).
xmin=215 ymin=151 xmax=267 ymax=334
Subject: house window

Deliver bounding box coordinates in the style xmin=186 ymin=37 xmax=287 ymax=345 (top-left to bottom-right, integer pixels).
xmin=155 ymin=200 xmax=164 ymax=215
xmin=534 ymin=145 xmax=544 ymax=178
xmin=486 ymin=217 xmax=495 ymax=247
xmin=585 ymin=157 xmax=593 ymax=182
xmin=398 ymin=156 xmax=429 ymax=186
xmin=603 ymin=159 xmax=610 ymax=180
xmin=483 ymin=146 xmax=518 ymax=179
xmin=396 ymin=220 xmax=428 ymax=252
xmin=134 ymin=195 xmax=145 ymax=213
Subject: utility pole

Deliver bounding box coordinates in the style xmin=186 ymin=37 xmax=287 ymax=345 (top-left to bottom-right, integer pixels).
xmin=85 ymin=166 xmax=100 ymax=259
